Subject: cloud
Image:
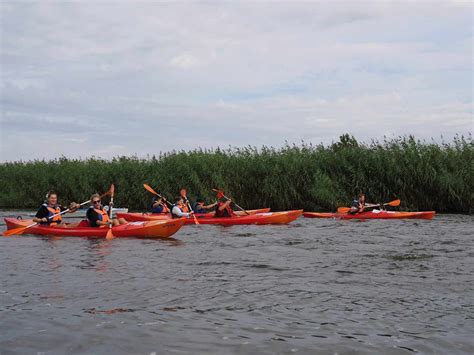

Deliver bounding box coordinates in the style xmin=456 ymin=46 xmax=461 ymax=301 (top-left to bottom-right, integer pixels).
xmin=0 ymin=1 xmax=472 ymax=161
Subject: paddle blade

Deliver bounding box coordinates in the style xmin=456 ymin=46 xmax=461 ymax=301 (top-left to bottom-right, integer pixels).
xmin=213 ymin=189 xmax=225 ymax=199
xmin=109 ymin=184 xmax=115 ymax=197
xmin=337 ymin=207 xmax=351 ymax=213
xmin=180 ymin=188 xmax=187 ymax=198
xmin=3 ymin=226 xmax=27 ymax=237
xmin=143 ymin=183 xmax=159 ymax=196
xmin=387 ymin=199 xmax=401 ymax=207
xmin=106 ymin=228 xmax=114 ymax=240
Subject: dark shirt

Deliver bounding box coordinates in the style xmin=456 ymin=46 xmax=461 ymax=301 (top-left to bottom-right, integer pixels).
xmin=351 ymin=199 xmax=360 ymax=208
xmin=192 ymin=202 xmax=211 ymax=214
xmin=151 ymin=197 xmax=169 ymax=213
xmin=86 ymin=207 xmax=108 ymax=227
xmin=35 ymin=204 xmax=66 ymax=224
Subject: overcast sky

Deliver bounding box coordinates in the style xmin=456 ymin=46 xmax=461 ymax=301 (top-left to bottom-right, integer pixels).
xmin=0 ymin=0 xmax=472 ymax=162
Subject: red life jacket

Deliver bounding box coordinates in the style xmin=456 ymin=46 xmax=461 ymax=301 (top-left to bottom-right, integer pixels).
xmin=161 ymin=202 xmax=170 ymax=213
xmin=215 ymin=202 xmax=235 ymax=218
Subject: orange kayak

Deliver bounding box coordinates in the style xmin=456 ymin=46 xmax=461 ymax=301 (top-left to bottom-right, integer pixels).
xmin=4 ymin=218 xmax=186 ymax=238
xmin=117 ymin=208 xmax=271 ymax=222
xmin=303 ymin=210 xmax=436 ymax=220
xmin=118 ymin=210 xmax=303 ymax=225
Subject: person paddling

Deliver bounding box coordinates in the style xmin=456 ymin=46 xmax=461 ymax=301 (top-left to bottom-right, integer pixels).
xmin=171 ymin=197 xmax=194 ymax=218
xmin=32 ymin=191 xmax=79 ymax=226
xmin=86 ymin=194 xmax=127 ymax=227
xmin=150 ymin=195 xmax=170 ymax=214
xmin=349 ymin=193 xmax=378 ymax=214
xmin=349 ymin=193 xmax=366 ymax=214
xmin=191 ymin=198 xmax=217 ymax=214
xmin=215 ymin=197 xmax=236 ymax=218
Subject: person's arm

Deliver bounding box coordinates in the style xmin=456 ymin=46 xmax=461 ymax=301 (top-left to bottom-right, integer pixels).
xmin=67 ymin=202 xmax=79 ymax=213
xmin=217 ymin=200 xmax=232 ymax=211
xmin=96 ymin=219 xmax=111 ymax=226
xmin=152 ymin=198 xmax=162 ymax=209
xmin=33 ymin=206 xmax=49 ymax=223
xmin=203 ymin=201 xmax=218 ymax=209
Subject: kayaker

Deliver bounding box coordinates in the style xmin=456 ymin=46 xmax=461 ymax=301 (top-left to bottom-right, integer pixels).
xmin=86 ymin=194 xmax=127 ymax=227
xmin=349 ymin=194 xmax=379 ymax=214
xmin=33 ymin=191 xmax=79 ymax=225
xmin=349 ymin=193 xmax=366 ymax=214
xmin=171 ymin=197 xmax=194 ymax=218
xmin=150 ymin=196 xmax=170 ymax=214
xmin=191 ymin=198 xmax=217 ymax=214
xmin=215 ymin=198 xmax=236 ymax=218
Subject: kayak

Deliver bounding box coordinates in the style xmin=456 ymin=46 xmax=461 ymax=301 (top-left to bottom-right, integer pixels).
xmin=233 ymin=208 xmax=271 ymax=216
xmin=186 ymin=210 xmax=303 ymax=225
xmin=4 ymin=218 xmax=186 ymax=238
xmin=303 ymin=210 xmax=436 ymax=220
xmin=118 ymin=210 xmax=303 ymax=225
xmin=116 ymin=208 xmax=271 ymax=222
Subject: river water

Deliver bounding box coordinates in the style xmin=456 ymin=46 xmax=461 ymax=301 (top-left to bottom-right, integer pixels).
xmin=0 ymin=211 xmax=473 ymax=354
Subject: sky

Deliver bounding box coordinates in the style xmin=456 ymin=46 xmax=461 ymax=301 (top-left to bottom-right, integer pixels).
xmin=0 ymin=0 xmax=472 ymax=162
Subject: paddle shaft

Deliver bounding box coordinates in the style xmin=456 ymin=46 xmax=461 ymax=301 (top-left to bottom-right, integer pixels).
xmin=219 ymin=192 xmax=249 ymax=215
xmin=180 ymin=190 xmax=199 ymax=225
xmin=338 ymin=199 xmax=400 ymax=214
xmin=143 ymin=184 xmax=173 ymax=208
xmin=105 ymin=185 xmax=115 ymax=239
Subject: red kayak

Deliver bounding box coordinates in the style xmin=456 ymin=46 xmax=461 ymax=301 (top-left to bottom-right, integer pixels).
xmin=118 ymin=210 xmax=303 ymax=225
xmin=303 ymin=210 xmax=436 ymax=220
xmin=116 ymin=208 xmax=271 ymax=222
xmin=4 ymin=218 xmax=186 ymax=238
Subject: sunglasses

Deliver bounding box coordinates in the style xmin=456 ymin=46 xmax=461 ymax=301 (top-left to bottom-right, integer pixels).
xmin=92 ymin=200 xmax=101 ymax=204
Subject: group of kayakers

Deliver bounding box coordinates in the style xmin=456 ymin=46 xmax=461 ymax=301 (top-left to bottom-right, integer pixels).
xmin=33 ymin=189 xmax=239 ymax=228
xmin=33 ymin=191 xmax=128 ymax=228
xmin=33 ymin=187 xmax=383 ymax=228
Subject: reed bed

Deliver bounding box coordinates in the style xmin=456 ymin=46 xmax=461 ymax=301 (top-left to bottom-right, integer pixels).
xmin=1 ymin=135 xmax=472 ymax=213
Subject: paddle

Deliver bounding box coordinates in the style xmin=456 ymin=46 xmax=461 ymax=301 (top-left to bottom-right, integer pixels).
xmin=180 ymin=188 xmax=199 ymax=225
xmin=143 ymin=183 xmax=173 ymax=209
xmin=212 ymin=188 xmax=249 ymax=215
xmin=105 ymin=184 xmax=115 ymax=240
xmin=3 ymin=190 xmax=112 ymax=237
xmin=337 ymin=199 xmax=401 ymax=214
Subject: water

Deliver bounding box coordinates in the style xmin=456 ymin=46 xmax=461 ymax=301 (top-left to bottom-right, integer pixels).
xmin=1 ymin=211 xmax=473 ymax=354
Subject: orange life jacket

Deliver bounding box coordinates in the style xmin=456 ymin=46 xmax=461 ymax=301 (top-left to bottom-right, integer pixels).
xmin=181 ymin=203 xmax=190 ymax=212
xmin=42 ymin=204 xmax=62 ymax=224
xmin=94 ymin=208 xmax=110 ymax=223
xmin=161 ymin=202 xmax=170 ymax=213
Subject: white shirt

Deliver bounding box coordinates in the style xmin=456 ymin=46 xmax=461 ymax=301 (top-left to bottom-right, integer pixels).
xmin=171 ymin=206 xmax=190 ymax=218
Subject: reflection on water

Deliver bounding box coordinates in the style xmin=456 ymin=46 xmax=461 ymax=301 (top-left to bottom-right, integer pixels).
xmin=0 ymin=212 xmax=473 ymax=354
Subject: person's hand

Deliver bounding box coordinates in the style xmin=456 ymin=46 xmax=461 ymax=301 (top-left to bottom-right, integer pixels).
xmin=42 ymin=217 xmax=48 ymax=222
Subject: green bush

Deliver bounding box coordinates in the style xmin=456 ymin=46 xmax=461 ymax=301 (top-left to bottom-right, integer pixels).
xmin=1 ymin=134 xmax=472 ymax=213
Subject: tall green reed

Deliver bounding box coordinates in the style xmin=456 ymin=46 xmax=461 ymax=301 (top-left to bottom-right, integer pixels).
xmin=1 ymin=134 xmax=472 ymax=213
